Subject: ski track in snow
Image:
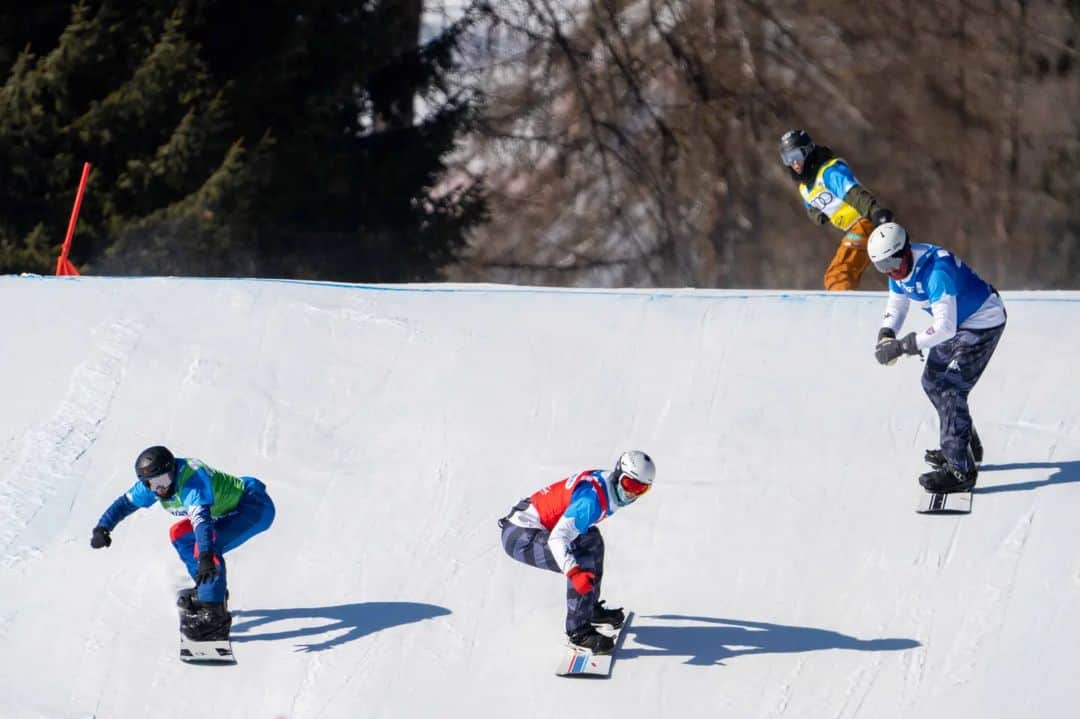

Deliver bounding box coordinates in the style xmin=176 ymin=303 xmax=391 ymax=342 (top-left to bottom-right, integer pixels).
xmin=313 ymin=632 xmax=379 ymax=718
xmin=1 ymin=283 xmax=1076 ymax=718
xmin=940 ymin=509 xmax=1034 ymax=687
xmin=835 ymin=654 xmax=885 ymax=719
xmin=260 ymin=402 xmax=280 ymax=459
xmin=763 ymin=657 xmax=804 ymax=719
xmin=0 ymin=317 xmax=142 ymax=568
xmin=940 ymin=521 xmax=963 ymax=570
xmin=900 ymin=611 xmax=931 ymax=711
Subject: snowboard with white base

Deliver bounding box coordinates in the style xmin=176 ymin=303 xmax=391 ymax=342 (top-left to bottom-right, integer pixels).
xmin=177 ymin=593 xmax=236 ymax=664
xmin=916 ymin=490 xmax=972 ymax=514
xmin=179 ymin=633 xmax=235 ymax=663
xmin=555 ymin=611 xmax=633 ymax=678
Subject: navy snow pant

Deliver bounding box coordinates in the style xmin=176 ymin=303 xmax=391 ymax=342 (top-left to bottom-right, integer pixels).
xmin=170 ymin=478 xmax=276 ymax=602
xmin=499 ymin=520 xmax=604 ymax=635
xmin=921 ymin=323 xmax=1005 ymax=472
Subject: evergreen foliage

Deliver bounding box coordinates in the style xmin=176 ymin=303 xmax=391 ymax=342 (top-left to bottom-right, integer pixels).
xmin=0 ymin=0 xmax=485 ymax=279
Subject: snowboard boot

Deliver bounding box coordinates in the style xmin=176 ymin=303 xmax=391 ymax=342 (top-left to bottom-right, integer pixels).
xmin=970 ymin=427 xmax=983 ymax=464
xmin=568 ymin=626 xmax=615 ymax=655
xmin=180 ymin=601 xmax=232 ymax=642
xmin=925 ymin=440 xmax=979 ymax=470
xmin=176 ymin=587 xmax=229 ymax=612
xmin=590 ymin=600 xmax=625 ymax=630
xmin=923 ymin=448 xmax=947 ymax=469
xmin=176 ymin=587 xmax=198 ymax=610
xmin=919 ymin=463 xmax=978 ymax=493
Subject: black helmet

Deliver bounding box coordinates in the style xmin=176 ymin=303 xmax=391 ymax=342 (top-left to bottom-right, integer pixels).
xmin=779 ymin=129 xmax=815 ymax=166
xmin=135 ymin=445 xmax=176 ymax=492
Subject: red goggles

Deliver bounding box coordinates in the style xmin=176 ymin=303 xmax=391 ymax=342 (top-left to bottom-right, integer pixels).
xmin=618 ymin=472 xmax=651 ymax=498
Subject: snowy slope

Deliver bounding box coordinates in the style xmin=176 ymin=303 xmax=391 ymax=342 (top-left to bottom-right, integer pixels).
xmin=1 ymin=276 xmax=1078 ymax=719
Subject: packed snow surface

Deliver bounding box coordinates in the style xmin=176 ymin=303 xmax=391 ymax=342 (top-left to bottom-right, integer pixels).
xmin=1 ymin=276 xmax=1077 ymax=718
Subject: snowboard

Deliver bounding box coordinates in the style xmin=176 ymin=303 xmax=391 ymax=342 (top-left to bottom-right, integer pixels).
xmin=179 ymin=634 xmax=235 ymax=664
xmin=555 ymin=611 xmax=633 ymax=678
xmin=916 ymin=490 xmax=972 ymax=514
xmin=177 ymin=593 xmax=236 ymax=664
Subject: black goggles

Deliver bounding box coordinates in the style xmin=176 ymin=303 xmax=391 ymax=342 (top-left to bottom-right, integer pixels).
xmin=780 ymin=146 xmax=811 ymax=166
xmin=140 ymin=472 xmax=172 ymax=492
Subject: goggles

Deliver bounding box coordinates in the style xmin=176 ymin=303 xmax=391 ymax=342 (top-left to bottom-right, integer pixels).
xmin=780 ymin=146 xmax=811 ymax=167
xmin=618 ymin=472 xmax=651 ymax=499
xmin=141 ymin=472 xmax=172 ymax=492
xmin=872 ymin=247 xmax=907 ymax=274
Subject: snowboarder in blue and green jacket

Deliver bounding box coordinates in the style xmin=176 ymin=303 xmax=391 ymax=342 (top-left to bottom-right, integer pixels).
xmin=90 ymin=446 xmax=275 ymax=640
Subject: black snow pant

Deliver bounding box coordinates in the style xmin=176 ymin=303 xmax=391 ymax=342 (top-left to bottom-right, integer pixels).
xmin=499 ymin=518 xmax=605 ymax=635
xmin=921 ymin=322 xmax=1006 ymax=472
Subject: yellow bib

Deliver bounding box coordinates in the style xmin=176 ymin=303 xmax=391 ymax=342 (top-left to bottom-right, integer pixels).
xmin=799 ymin=158 xmax=862 ymax=231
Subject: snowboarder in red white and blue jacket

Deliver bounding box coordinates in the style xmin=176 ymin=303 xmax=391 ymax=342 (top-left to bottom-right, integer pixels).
xmin=498 ymin=450 xmax=655 ymax=654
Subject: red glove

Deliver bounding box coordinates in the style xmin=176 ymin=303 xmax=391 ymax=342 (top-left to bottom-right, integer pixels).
xmin=567 ymin=566 xmax=596 ymax=595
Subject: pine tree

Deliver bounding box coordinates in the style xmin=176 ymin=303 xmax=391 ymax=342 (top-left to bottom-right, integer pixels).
xmin=0 ymin=0 xmax=485 ymax=280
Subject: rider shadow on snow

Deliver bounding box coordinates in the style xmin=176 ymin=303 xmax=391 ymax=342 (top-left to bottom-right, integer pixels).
xmin=229 ymin=602 xmax=451 ymax=653
xmin=973 ymin=460 xmax=1080 ymax=495
xmin=620 ymin=615 xmax=920 ymax=666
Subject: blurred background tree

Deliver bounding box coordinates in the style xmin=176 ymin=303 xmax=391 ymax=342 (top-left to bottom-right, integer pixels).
xmin=1 ymin=1 xmax=1075 ymax=288
xmin=0 ymin=0 xmax=486 ymax=280
xmin=443 ymin=0 xmax=1078 ymax=289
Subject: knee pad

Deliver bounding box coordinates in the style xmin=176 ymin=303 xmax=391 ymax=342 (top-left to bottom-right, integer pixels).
xmin=169 ymin=518 xmax=194 ymax=543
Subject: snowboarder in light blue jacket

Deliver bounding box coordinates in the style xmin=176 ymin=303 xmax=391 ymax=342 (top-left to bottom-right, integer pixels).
xmin=868 ymin=223 xmax=1006 ymax=493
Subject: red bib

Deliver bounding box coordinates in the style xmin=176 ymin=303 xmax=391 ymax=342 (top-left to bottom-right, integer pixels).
xmin=529 ymin=470 xmax=609 ymax=530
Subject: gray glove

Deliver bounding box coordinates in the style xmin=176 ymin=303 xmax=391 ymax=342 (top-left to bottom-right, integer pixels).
xmin=875 ymin=331 xmax=918 ymax=365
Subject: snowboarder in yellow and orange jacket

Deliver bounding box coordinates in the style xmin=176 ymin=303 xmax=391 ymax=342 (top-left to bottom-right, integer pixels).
xmin=780 ymin=129 xmax=894 ymax=290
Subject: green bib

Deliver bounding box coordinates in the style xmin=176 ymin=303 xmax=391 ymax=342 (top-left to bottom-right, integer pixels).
xmin=158 ymin=459 xmax=245 ymax=516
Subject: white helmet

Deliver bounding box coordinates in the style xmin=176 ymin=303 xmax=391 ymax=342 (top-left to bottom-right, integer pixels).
xmin=868 ymin=222 xmax=909 ymax=273
xmin=610 ymin=450 xmax=655 ymax=506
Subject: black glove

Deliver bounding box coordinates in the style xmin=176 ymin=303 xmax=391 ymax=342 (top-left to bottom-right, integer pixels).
xmin=196 ymin=552 xmax=218 ymax=585
xmin=90 ymin=526 xmax=111 ymax=549
xmin=875 ymin=328 xmax=898 ymax=364
xmin=875 ymin=331 xmax=919 ymax=365
xmin=871 ymin=208 xmax=895 ymax=226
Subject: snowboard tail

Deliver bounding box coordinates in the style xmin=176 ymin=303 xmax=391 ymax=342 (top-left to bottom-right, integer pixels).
xmin=179 ymin=635 xmax=235 ymax=663
xmin=559 ymin=648 xmax=613 ymax=676
xmin=555 ymin=611 xmax=633 ymax=678
xmin=917 ymin=491 xmax=972 ymax=514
